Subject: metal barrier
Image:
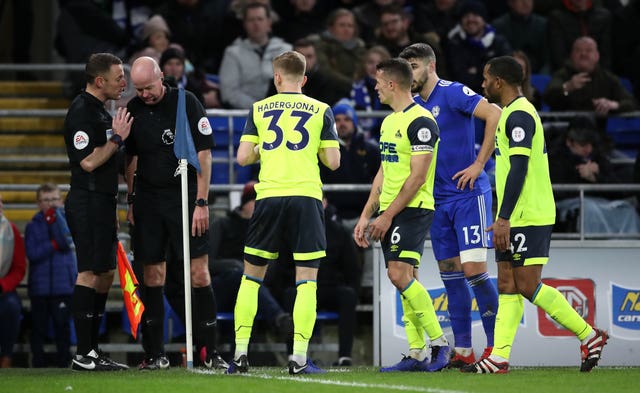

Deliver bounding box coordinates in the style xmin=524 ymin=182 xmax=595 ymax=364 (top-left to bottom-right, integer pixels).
xmin=1 ymin=183 xmax=639 ymax=240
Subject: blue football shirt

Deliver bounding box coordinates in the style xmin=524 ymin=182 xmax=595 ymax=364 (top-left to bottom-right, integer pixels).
xmin=413 ymin=80 xmax=491 ymax=203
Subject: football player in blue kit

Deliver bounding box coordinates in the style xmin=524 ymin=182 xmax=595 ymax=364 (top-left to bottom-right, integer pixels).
xmin=399 ymin=43 xmax=501 ymax=367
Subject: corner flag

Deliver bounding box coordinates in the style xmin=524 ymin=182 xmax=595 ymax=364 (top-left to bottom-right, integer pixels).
xmin=173 ymin=87 xmax=201 ymax=173
xmin=117 ymin=242 xmax=144 ymax=339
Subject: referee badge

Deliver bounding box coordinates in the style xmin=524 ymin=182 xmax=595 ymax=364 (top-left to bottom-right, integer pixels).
xmin=73 ymin=131 xmax=89 ymax=150
xmin=198 ymin=117 xmax=212 ymax=135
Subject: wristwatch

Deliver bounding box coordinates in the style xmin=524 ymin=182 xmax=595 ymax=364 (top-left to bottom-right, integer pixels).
xmin=109 ymin=134 xmax=124 ymax=147
xmin=195 ymin=198 xmax=208 ymax=207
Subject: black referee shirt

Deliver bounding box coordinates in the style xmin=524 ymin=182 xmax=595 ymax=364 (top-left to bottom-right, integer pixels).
xmin=126 ymin=86 xmax=215 ymax=190
xmin=64 ymin=91 xmax=119 ymax=195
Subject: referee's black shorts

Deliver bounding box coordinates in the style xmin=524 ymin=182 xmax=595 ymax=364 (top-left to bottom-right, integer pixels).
xmin=132 ymin=187 xmax=208 ymax=264
xmin=65 ymin=189 xmax=117 ymax=273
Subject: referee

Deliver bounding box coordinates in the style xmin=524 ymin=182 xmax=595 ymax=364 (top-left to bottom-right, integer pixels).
xmin=125 ymin=57 xmax=226 ymax=370
xmin=64 ymin=53 xmax=132 ymax=371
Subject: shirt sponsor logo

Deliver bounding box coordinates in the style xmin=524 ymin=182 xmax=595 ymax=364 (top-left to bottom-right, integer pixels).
xmin=511 ymin=126 xmax=525 ymax=143
xmin=417 ymin=127 xmax=431 ymax=142
xmin=380 ymin=141 xmax=398 ymax=162
xmin=610 ymin=283 xmax=640 ymax=340
xmin=73 ymin=131 xmax=89 ymax=150
xmin=198 ymin=117 xmax=212 ymax=135
xmin=537 ymin=278 xmax=595 ymax=337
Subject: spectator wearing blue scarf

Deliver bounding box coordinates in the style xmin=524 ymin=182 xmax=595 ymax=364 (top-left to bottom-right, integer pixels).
xmin=446 ymin=1 xmax=511 ymax=93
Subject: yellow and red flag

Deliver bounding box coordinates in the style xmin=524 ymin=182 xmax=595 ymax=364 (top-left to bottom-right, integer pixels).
xmin=117 ymin=242 xmax=144 ymax=339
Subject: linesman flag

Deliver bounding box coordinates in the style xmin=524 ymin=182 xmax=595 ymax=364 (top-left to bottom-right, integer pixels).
xmin=117 ymin=242 xmax=144 ymax=339
xmin=173 ymin=87 xmax=201 ymax=173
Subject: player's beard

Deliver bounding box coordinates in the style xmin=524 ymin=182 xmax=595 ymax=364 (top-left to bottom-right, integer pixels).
xmin=411 ymin=71 xmax=428 ymax=94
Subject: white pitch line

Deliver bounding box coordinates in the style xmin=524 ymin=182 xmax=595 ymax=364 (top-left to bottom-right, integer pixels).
xmin=191 ymin=368 xmax=468 ymax=393
xmin=244 ymin=372 xmax=469 ymax=393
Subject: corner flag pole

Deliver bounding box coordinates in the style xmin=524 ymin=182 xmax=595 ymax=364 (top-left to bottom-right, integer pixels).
xmin=179 ymin=158 xmax=194 ymax=369
xmin=175 ymin=87 xmax=200 ymax=369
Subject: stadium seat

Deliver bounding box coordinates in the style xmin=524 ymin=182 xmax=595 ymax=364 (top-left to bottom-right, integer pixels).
xmin=531 ymin=73 xmax=551 ymax=94
xmin=531 ymin=73 xmax=551 ymax=111
xmin=620 ymin=77 xmax=634 ymax=94
xmin=208 ymin=116 xmax=246 ymax=148
xmin=211 ymin=148 xmax=255 ymax=184
xmin=606 ymin=116 xmax=640 ymax=148
xmin=211 ymin=149 xmax=232 ymax=184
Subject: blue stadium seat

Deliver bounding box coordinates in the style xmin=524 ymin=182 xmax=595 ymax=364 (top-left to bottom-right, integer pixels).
xmin=211 ymin=149 xmax=255 ymax=184
xmin=213 ymin=129 xmax=242 ymax=148
xmin=606 ymin=116 xmax=640 ymax=148
xmin=208 ymin=116 xmax=247 ymax=148
xmin=208 ymin=116 xmax=247 ymax=132
xmin=531 ymin=73 xmax=551 ymax=111
xmin=211 ymin=149 xmax=231 ymax=184
xmin=620 ymin=77 xmax=634 ymax=94
xmin=531 ymin=73 xmax=551 ymax=94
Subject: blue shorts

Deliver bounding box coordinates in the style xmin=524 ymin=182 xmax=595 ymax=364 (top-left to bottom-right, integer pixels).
xmin=430 ymin=190 xmax=493 ymax=262
xmin=381 ymin=207 xmax=433 ymax=268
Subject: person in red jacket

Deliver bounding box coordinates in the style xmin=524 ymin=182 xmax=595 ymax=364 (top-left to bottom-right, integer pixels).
xmin=0 ymin=193 xmax=27 ymax=368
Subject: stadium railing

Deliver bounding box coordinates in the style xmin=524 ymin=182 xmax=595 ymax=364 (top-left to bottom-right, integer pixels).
xmin=2 ymin=183 xmax=639 ymax=240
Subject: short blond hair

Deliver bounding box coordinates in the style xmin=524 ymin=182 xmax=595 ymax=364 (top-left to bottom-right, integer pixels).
xmin=273 ymin=51 xmax=306 ymax=80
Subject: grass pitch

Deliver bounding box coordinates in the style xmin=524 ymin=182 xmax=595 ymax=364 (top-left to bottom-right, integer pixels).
xmin=1 ymin=366 xmax=637 ymax=393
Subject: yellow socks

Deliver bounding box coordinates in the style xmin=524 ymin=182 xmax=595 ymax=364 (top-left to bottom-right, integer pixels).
xmin=532 ymin=283 xmax=592 ymax=341
xmin=402 ymin=279 xmax=444 ymax=341
xmin=492 ymin=294 xmax=524 ymax=360
xmin=233 ymin=275 xmax=260 ymax=357
xmin=292 ymin=280 xmax=318 ymax=362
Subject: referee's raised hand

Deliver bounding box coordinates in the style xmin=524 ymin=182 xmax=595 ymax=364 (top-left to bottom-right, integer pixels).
xmin=112 ymin=107 xmax=133 ymax=140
